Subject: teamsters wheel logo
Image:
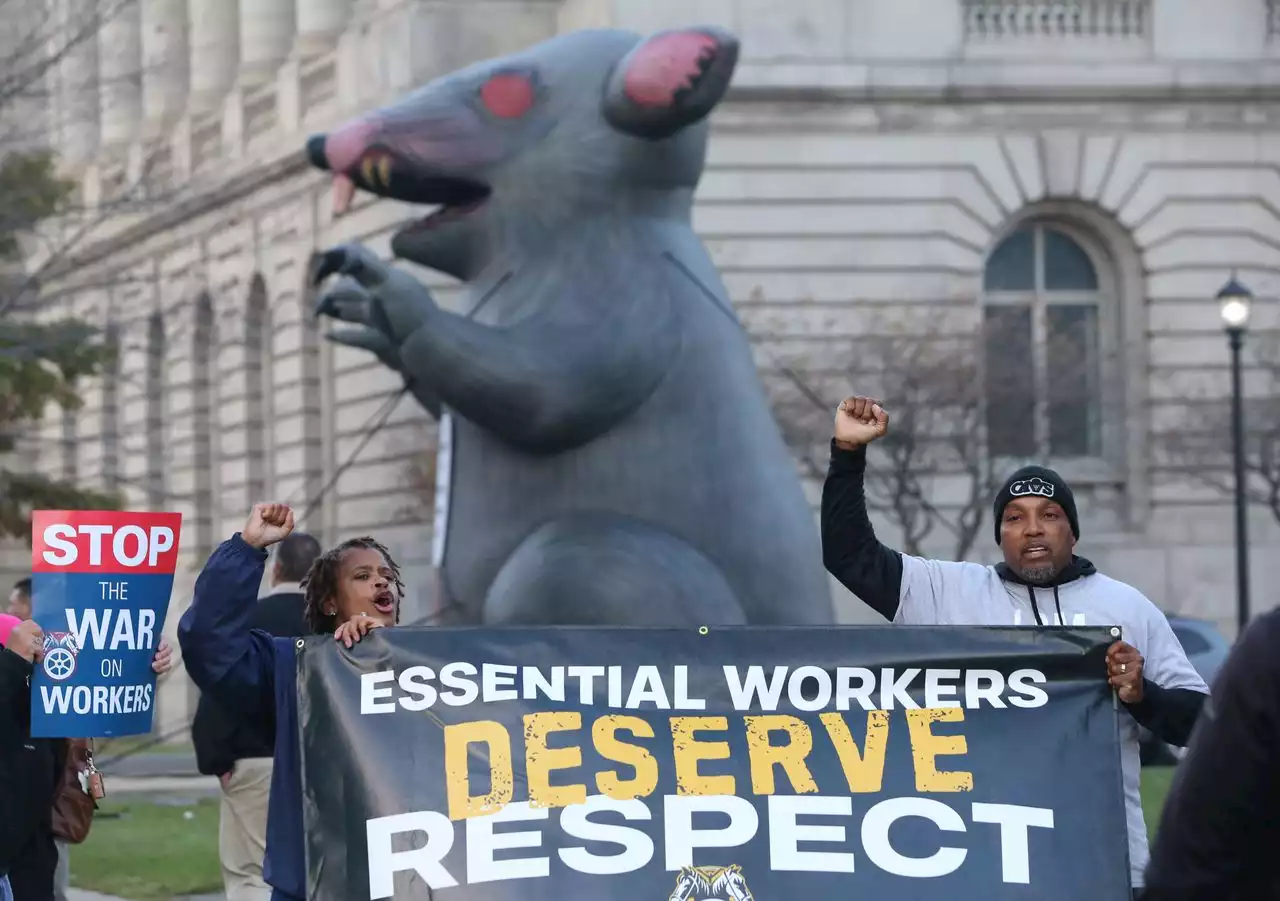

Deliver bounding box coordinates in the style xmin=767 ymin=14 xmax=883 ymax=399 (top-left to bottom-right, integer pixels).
xmin=41 ymin=632 xmax=80 ymax=682
xmin=668 ymin=865 xmax=755 ymax=901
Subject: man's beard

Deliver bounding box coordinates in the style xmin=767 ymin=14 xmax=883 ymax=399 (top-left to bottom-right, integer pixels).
xmin=1018 ymin=562 xmax=1060 ymax=584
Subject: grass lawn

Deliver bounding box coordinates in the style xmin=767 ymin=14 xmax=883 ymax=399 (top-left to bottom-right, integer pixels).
xmin=1141 ymin=765 xmax=1177 ymax=839
xmin=69 ymin=795 xmax=222 ymax=901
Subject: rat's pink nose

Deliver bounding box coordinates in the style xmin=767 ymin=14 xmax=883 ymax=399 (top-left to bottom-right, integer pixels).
xmin=306 ymin=119 xmax=376 ymax=174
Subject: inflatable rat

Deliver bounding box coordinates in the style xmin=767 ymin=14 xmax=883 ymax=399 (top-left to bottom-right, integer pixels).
xmin=305 ymin=26 xmax=835 ymax=627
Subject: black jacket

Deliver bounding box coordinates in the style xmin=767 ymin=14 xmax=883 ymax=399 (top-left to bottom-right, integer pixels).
xmin=191 ymin=588 xmax=308 ymax=776
xmin=0 ymin=646 xmax=65 ymax=901
xmin=1143 ymin=607 xmax=1280 ymax=900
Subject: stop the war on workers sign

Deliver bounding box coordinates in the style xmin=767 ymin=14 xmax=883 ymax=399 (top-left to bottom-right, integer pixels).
xmin=298 ymin=625 xmax=1134 ymax=901
xmin=29 ymin=510 xmax=183 ymax=738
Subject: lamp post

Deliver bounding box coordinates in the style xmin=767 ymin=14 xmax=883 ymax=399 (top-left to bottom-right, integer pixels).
xmin=1218 ymin=274 xmax=1253 ymax=638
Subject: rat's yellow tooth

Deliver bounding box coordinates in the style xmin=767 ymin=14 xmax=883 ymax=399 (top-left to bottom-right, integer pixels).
xmin=361 ymin=156 xmax=376 ymax=186
xmin=377 ymin=154 xmax=391 ymax=187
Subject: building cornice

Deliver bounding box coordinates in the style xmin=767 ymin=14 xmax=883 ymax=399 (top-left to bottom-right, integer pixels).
xmin=728 ymin=83 xmax=1280 ymax=105
xmin=40 ymin=150 xmax=314 ymax=282
xmin=724 ymin=60 xmax=1280 ymax=106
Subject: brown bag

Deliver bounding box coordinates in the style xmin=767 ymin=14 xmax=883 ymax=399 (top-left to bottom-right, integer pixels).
xmin=51 ymin=738 xmax=101 ymax=845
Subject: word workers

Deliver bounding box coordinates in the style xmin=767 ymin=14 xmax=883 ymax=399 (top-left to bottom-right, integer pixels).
xmin=359 ymin=663 xmax=1048 ymax=715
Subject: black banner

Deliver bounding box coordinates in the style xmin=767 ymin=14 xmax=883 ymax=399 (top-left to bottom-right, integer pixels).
xmin=297 ymin=625 xmax=1132 ymax=900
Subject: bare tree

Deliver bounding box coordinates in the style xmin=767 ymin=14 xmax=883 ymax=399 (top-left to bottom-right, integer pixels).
xmin=1157 ymin=332 xmax=1280 ymax=523
xmin=0 ymin=0 xmax=189 ymax=537
xmin=394 ymin=425 xmax=439 ymax=526
xmin=768 ymin=306 xmax=1012 ymax=560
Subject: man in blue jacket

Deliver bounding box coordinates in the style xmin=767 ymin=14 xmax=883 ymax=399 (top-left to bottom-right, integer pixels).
xmin=179 ymin=504 xmax=406 ymax=901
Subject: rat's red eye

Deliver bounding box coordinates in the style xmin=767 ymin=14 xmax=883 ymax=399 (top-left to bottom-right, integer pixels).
xmin=479 ymin=73 xmax=535 ymax=119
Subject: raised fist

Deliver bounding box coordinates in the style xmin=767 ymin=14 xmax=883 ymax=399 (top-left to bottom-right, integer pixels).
xmin=834 ymin=395 xmax=889 ymax=449
xmin=242 ymin=503 xmax=295 ymax=550
xmin=5 ymin=619 xmax=45 ymax=662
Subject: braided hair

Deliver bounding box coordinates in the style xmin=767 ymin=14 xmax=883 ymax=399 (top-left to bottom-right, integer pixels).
xmin=300 ymin=536 xmax=406 ymax=634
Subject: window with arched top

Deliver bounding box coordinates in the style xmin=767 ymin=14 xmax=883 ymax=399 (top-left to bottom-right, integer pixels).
xmin=981 ymin=221 xmax=1110 ymax=465
xmin=245 ymin=275 xmax=273 ymax=502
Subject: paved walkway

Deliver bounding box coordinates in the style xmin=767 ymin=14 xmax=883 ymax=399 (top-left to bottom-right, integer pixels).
xmin=107 ymin=774 xmax=219 ymax=795
xmin=68 ymin=890 xmax=225 ymax=901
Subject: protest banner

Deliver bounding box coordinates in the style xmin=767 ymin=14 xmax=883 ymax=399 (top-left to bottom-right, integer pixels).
xmin=298 ymin=624 xmax=1132 ymax=901
xmin=29 ymin=510 xmax=183 ymax=738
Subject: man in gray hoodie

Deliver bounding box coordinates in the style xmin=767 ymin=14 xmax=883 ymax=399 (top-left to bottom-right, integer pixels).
xmin=821 ymin=395 xmax=1210 ymax=898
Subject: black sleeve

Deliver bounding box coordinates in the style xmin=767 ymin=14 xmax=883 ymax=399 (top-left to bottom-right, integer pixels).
xmin=0 ymin=647 xmax=32 ymax=740
xmin=820 ymin=440 xmax=904 ymax=620
xmin=1143 ymin=610 xmax=1280 ymax=899
xmin=1123 ymin=679 xmax=1207 ymax=747
xmin=190 ymin=691 xmax=239 ymax=777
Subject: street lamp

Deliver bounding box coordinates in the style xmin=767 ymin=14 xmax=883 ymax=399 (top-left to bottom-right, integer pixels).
xmin=1218 ymin=273 xmax=1253 ymax=638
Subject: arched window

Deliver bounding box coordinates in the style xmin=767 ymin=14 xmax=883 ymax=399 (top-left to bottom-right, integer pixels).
xmin=244 ymin=275 xmax=272 ymax=502
xmin=981 ymin=221 xmax=1108 ymax=463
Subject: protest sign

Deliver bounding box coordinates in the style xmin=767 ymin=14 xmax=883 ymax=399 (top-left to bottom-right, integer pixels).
xmin=29 ymin=510 xmax=183 ymax=738
xmin=298 ymin=624 xmax=1132 ymax=901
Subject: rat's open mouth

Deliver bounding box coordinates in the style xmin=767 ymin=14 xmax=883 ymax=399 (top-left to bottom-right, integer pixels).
xmin=329 ymin=146 xmax=490 ymax=228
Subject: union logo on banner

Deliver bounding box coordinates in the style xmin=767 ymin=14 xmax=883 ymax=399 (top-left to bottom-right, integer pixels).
xmin=41 ymin=631 xmax=81 ymax=682
xmin=668 ymin=865 xmax=755 ymax=901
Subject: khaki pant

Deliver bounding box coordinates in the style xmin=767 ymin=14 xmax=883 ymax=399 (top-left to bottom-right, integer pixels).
xmin=218 ymin=758 xmax=274 ymax=901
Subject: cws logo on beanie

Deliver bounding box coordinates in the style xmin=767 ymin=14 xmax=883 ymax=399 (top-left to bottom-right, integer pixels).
xmin=992 ymin=465 xmax=1080 ymax=544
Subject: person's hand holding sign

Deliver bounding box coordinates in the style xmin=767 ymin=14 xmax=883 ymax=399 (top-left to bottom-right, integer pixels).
xmin=151 ymin=637 xmax=174 ymax=675
xmin=242 ymin=503 xmax=295 ymax=551
xmin=5 ymin=619 xmax=45 ymax=663
xmin=1107 ymin=640 xmax=1144 ymax=703
xmin=335 ymin=616 xmax=383 ymax=649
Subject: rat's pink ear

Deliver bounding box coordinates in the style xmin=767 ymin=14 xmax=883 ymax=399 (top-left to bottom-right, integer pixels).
xmin=602 ymin=26 xmax=739 ymax=140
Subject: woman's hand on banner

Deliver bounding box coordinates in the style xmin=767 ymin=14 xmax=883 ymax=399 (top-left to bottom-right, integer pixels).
xmin=1106 ymin=640 xmax=1144 ymax=703
xmin=335 ymin=614 xmax=384 ymax=649
xmin=4 ymin=619 xmax=44 ymax=663
xmin=242 ymin=503 xmax=296 ymax=550
xmin=151 ymin=637 xmax=174 ymax=675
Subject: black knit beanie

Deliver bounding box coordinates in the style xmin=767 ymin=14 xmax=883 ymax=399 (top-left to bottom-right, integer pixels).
xmin=992 ymin=465 xmax=1080 ymax=545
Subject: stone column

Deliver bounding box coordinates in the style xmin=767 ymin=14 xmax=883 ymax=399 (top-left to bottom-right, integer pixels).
xmin=295 ymin=0 xmax=352 ymax=54
xmin=271 ymin=273 xmax=326 ymax=540
xmin=188 ymin=0 xmax=240 ymax=113
xmin=116 ymin=314 xmax=152 ymax=510
xmin=240 ymin=0 xmax=296 ymax=86
xmin=214 ymin=280 xmax=266 ymax=538
xmin=99 ymin=2 xmax=143 ymax=152
xmin=141 ymin=0 xmax=189 ymax=134
xmin=56 ymin=0 xmax=101 ymax=168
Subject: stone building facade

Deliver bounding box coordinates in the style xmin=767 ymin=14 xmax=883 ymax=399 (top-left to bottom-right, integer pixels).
xmin=5 ymin=0 xmax=1280 ymax=736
